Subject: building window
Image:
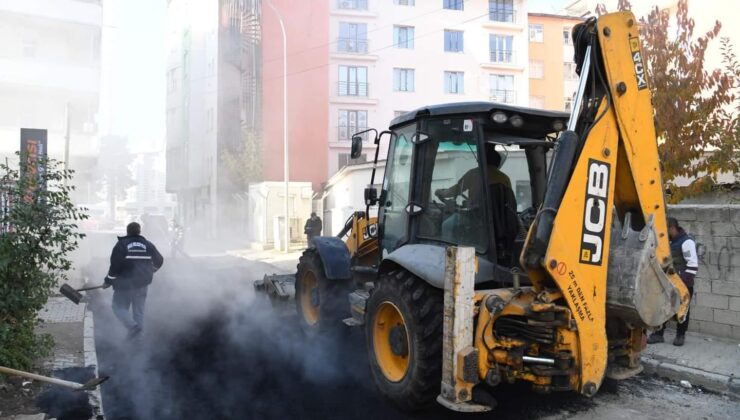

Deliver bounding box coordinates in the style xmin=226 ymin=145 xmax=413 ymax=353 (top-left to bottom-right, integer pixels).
xmin=444 ymin=30 xmax=464 ymax=52
xmin=338 ymin=22 xmax=368 ymax=53
xmin=564 ymin=62 xmax=578 ymax=80
xmin=394 ymin=0 xmax=415 ymax=5
xmin=529 ymin=60 xmax=544 ymax=79
xmin=563 ymin=27 xmax=572 ymax=45
xmin=490 ymin=74 xmax=515 ymax=104
xmin=489 ymin=34 xmax=514 ymax=63
xmin=394 ymin=26 xmax=415 ymax=49
xmin=338 ymin=109 xmax=368 ymax=140
xmin=338 ymin=153 xmax=367 ymax=171
xmin=489 ymin=0 xmax=514 ymax=23
xmin=394 ymin=68 xmax=415 ymax=92
xmin=444 ymin=71 xmax=464 ymax=94
xmin=528 ymin=24 xmax=544 ymax=42
xmin=338 ymin=65 xmax=369 ymax=96
xmin=564 ymin=96 xmax=574 ymax=112
xmin=529 ymin=96 xmax=545 ymax=109
xmin=444 ymin=0 xmax=464 ymax=10
xmin=394 ymin=110 xmax=407 ymax=117
xmin=338 ymin=0 xmax=368 ymax=10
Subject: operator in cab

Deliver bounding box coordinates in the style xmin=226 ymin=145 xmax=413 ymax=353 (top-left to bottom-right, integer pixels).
xmin=434 ymin=143 xmax=511 ymax=202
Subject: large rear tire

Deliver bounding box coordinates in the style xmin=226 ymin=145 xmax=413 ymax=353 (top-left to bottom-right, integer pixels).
xmin=295 ymin=249 xmax=351 ymax=334
xmin=365 ymin=268 xmax=443 ymax=411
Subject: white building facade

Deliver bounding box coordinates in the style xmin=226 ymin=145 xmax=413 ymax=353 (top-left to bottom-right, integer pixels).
xmin=327 ymin=0 xmax=529 ymax=175
xmin=0 ymin=0 xmax=102 ymax=202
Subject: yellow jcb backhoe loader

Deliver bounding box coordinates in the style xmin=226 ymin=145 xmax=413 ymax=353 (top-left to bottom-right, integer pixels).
xmin=255 ymin=11 xmax=689 ymax=412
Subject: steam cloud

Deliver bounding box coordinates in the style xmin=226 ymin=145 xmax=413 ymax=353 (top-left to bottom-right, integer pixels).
xmin=89 ymin=256 xmax=403 ymax=420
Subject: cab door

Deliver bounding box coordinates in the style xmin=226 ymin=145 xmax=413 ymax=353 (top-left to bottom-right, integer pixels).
xmin=378 ymin=123 xmax=416 ymax=256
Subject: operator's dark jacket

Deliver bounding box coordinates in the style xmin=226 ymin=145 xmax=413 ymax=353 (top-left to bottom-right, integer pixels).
xmin=105 ymin=235 xmax=164 ymax=290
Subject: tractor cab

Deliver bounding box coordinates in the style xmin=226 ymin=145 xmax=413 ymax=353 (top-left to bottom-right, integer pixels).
xmin=355 ymin=102 xmax=568 ymax=285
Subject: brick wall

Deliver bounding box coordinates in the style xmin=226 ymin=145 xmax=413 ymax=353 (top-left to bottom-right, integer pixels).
xmin=667 ymin=205 xmax=740 ymax=339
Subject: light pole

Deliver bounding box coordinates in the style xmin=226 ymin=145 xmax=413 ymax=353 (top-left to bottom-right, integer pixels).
xmin=265 ymin=0 xmax=290 ymax=253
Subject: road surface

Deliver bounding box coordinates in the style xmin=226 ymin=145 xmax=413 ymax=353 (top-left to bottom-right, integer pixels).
xmin=92 ymin=256 xmax=739 ymax=420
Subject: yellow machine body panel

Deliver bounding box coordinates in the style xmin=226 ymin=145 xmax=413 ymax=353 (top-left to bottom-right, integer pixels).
xmin=541 ymin=99 xmax=618 ymax=392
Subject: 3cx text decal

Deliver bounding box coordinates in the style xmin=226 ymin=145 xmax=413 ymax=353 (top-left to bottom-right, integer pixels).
xmin=630 ymin=37 xmax=648 ymax=90
xmin=580 ymin=159 xmax=610 ymax=265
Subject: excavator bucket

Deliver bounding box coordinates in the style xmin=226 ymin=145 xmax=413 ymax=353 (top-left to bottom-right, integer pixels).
xmin=606 ymin=214 xmax=682 ymax=327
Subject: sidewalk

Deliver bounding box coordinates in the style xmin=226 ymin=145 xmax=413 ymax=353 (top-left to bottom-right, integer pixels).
xmin=641 ymin=329 xmax=740 ymax=398
xmin=228 ymin=248 xmax=303 ymax=274
xmin=0 ymin=297 xmax=104 ymax=420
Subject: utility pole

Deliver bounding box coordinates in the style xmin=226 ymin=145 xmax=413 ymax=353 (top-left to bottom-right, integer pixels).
xmin=265 ymin=0 xmax=290 ymax=253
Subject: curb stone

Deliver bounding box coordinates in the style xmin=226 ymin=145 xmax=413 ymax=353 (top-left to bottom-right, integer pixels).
xmin=83 ymin=305 xmax=104 ymax=419
xmin=641 ymin=355 xmax=739 ymax=399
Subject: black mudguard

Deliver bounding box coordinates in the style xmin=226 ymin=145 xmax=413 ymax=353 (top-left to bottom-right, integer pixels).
xmin=312 ymin=236 xmax=352 ymax=280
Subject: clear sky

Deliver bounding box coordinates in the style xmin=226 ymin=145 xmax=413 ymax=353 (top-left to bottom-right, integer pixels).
xmin=99 ymin=0 xmax=167 ymax=152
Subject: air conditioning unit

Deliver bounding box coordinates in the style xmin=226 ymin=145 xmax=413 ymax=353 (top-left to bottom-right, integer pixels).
xmin=340 ymin=1 xmax=351 ymax=9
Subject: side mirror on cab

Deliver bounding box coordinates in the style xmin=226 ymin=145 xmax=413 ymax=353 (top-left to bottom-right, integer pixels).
xmin=351 ymin=135 xmax=363 ymax=159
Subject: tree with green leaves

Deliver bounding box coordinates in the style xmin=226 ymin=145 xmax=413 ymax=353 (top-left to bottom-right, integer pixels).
xmin=599 ymin=0 xmax=739 ymax=202
xmin=221 ymin=128 xmax=263 ymax=191
xmin=0 ymin=155 xmax=88 ymax=370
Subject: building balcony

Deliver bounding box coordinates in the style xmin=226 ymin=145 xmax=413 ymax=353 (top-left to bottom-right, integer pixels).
xmin=331 ymin=0 xmax=376 ymax=17
xmin=490 ymin=89 xmax=516 ymax=104
xmin=1 ymin=0 xmax=102 ymax=26
xmin=337 ymin=125 xmax=369 ymax=142
xmin=481 ymin=50 xmax=524 ymax=71
xmin=337 ymin=38 xmax=369 ymax=54
xmin=482 ymin=9 xmax=523 ymax=31
xmin=489 ymin=50 xmax=515 ymax=64
xmin=337 ymin=81 xmax=369 ymax=97
xmin=488 ymin=9 xmax=516 ymax=23
xmin=337 ymin=0 xmax=367 ymax=10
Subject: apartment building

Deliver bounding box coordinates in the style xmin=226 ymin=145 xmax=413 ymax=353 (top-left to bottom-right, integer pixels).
xmin=0 ymin=0 xmax=102 ymax=203
xmin=166 ymin=0 xmax=263 ymax=236
xmin=527 ymin=13 xmax=582 ymax=111
xmin=327 ymin=0 xmax=529 ymax=175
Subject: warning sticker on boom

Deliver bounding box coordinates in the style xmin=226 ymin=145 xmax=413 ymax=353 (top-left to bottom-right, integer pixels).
xmin=630 ymin=37 xmax=648 ymax=90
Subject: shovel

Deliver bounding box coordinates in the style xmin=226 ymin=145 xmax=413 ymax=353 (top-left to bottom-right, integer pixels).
xmin=59 ymin=283 xmax=107 ymax=305
xmin=0 ymin=366 xmax=109 ymax=391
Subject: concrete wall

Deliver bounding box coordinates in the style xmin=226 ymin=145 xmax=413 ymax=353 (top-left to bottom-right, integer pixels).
xmin=668 ymin=204 xmax=740 ymax=339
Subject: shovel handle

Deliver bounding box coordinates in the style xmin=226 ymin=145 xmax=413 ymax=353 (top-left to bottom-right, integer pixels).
xmin=0 ymin=366 xmax=85 ymax=390
xmin=77 ymin=284 xmax=107 ymax=292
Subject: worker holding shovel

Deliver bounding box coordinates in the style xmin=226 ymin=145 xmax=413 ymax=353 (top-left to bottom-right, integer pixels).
xmin=104 ymin=222 xmax=164 ymax=339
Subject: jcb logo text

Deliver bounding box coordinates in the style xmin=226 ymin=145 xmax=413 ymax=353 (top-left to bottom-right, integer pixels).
xmin=580 ymin=160 xmax=610 ymax=265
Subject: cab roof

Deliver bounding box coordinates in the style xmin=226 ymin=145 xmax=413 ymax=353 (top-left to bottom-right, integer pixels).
xmin=389 ymin=101 xmax=570 ymax=139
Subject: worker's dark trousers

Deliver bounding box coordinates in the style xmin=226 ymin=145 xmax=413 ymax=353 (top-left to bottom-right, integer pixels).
xmin=112 ymin=286 xmax=148 ymax=331
xmin=655 ymin=286 xmax=693 ymax=336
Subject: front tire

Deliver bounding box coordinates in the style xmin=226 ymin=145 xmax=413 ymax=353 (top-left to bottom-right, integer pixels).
xmin=295 ymin=249 xmax=351 ymax=334
xmin=365 ymin=268 xmax=443 ymax=411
